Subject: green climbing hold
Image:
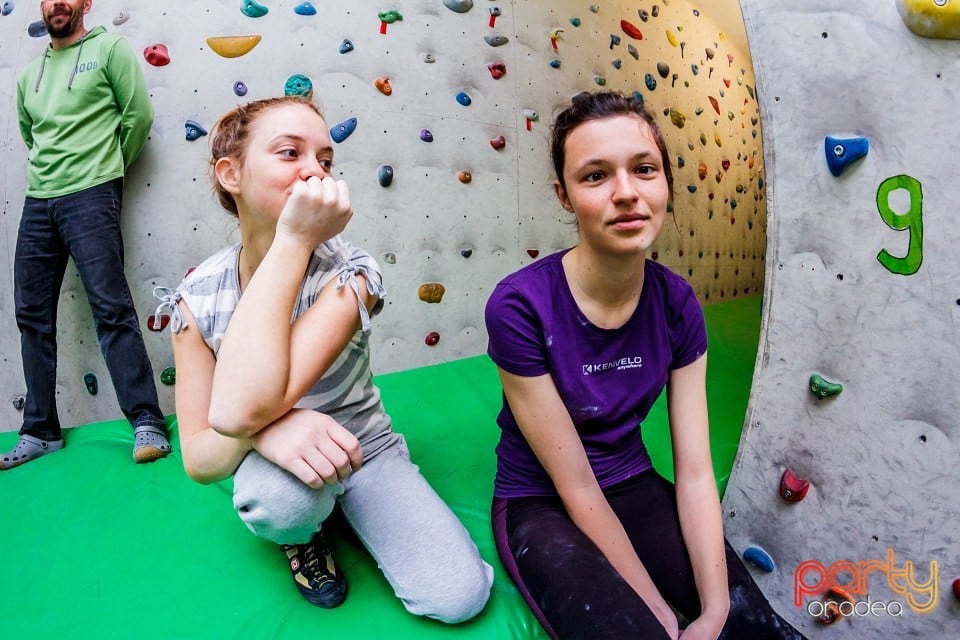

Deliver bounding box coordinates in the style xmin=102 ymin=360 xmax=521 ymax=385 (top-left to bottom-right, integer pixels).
xmin=284 ymin=74 xmax=313 ymax=98
xmin=83 ymin=372 xmax=98 ymax=396
xmin=161 ymin=367 xmax=177 ymax=386
xmin=809 ymin=373 xmax=843 ymax=398
xmin=379 ymin=10 xmax=403 ymax=24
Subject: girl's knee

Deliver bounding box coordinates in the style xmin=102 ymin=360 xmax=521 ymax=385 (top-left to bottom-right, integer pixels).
xmin=407 ymin=559 xmax=494 ymax=623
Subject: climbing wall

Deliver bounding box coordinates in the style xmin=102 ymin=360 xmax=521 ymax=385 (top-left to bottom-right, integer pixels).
xmin=0 ymin=0 xmax=763 ymax=430
xmin=722 ymin=0 xmax=960 ymax=635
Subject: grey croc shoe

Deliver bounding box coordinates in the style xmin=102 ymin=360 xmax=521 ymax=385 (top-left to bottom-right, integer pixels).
xmin=0 ymin=434 xmax=65 ymax=470
xmin=133 ymin=422 xmax=171 ymax=463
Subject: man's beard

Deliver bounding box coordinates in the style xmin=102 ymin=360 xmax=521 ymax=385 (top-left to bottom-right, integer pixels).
xmin=43 ymin=5 xmax=83 ymax=39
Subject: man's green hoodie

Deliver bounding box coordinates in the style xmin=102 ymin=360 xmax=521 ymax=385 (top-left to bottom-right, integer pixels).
xmin=16 ymin=25 xmax=154 ymax=198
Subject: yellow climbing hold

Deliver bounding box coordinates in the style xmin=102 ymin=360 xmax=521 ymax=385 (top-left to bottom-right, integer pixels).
xmin=206 ymin=35 xmax=263 ymax=58
xmin=714 ymin=132 xmax=723 ymax=147
xmin=669 ymin=109 xmax=686 ymax=128
xmin=665 ymin=30 xmax=678 ymax=46
xmin=896 ymin=0 xmax=960 ymax=39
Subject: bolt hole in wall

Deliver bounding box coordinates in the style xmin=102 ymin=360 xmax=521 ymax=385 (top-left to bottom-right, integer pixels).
xmin=0 ymin=0 xmax=766 ymax=427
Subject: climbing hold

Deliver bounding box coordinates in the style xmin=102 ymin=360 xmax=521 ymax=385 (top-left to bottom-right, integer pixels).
xmin=374 ymin=76 xmax=393 ymax=95
xmin=330 ymin=118 xmax=357 ymax=143
xmin=589 ymin=4 xmax=599 ymax=13
xmin=809 ymin=373 xmax=843 ymax=398
xmin=485 ymin=33 xmax=509 ymax=47
xmin=233 ymin=80 xmax=248 ymax=97
xmin=824 ymin=135 xmax=869 ymax=177
xmin=708 ymin=96 xmax=720 ymax=115
xmin=339 ymin=39 xmax=355 ymax=54
xmin=687 ymin=185 xmax=697 ymax=193
xmin=666 ymin=30 xmax=678 ymax=46
xmin=206 ymin=35 xmax=262 ymax=58
xmin=184 ymin=120 xmax=207 ymax=142
xmin=549 ymin=59 xmax=562 ymax=69
xmin=743 ymin=546 xmax=775 ymax=573
xmin=594 ymin=76 xmax=607 ymax=86
xmin=631 ymin=91 xmax=644 ymax=106
xmin=611 ymin=59 xmax=622 ymax=70
xmin=457 ymin=171 xmax=472 ymax=184
xmin=669 ymin=109 xmax=685 ymax=128
xmin=294 ymin=2 xmax=317 ymax=16
xmin=377 ymin=165 xmax=394 ymax=187
xmin=487 ymin=62 xmax=507 ymax=79
xmin=112 ymin=11 xmax=129 ymax=25
xmin=896 ymin=0 xmax=960 ymax=39
xmin=147 ymin=313 xmax=171 ymax=332
xmin=714 ymin=132 xmax=722 ymax=147
xmin=699 ymin=133 xmax=707 ymax=146
xmin=423 ymin=53 xmax=436 ymax=63
xmin=456 ymin=91 xmax=472 ymax=106
xmin=817 ymin=588 xmax=855 ymax=625
xmin=644 ymin=73 xmax=657 ymax=91
xmin=460 ymin=248 xmax=473 ymax=258
xmin=610 ymin=34 xmax=621 ymax=49
xmin=83 ymin=372 xmax=99 ymax=396
xmin=442 ymin=0 xmax=473 ymax=13
xmin=526 ymin=249 xmax=540 ymax=259
xmin=382 ymin=252 xmax=397 ymax=265
xmin=698 ymin=162 xmax=707 ymax=180
xmin=721 ymin=159 xmax=731 ymax=171
xmin=548 ymin=28 xmax=563 ymax=49
xmin=284 ymin=74 xmax=313 ymax=98
xmin=627 ymin=44 xmax=639 ymax=60
xmin=241 ymin=0 xmax=268 ymax=18
xmin=489 ymin=135 xmax=506 ymax=150
xmin=705 ymin=46 xmax=715 ymax=59
xmin=28 ymin=20 xmax=47 ymax=37
xmin=651 ymin=5 xmax=660 ymax=18
xmin=378 ymin=10 xmax=403 ymax=34
xmin=621 ymin=20 xmax=643 ymax=39
xmin=488 ymin=6 xmax=501 ymax=28
xmin=0 ymin=1 xmax=12 ymax=16
xmin=12 ymin=395 xmax=25 ymax=411
xmin=143 ymin=44 xmax=170 ymax=67
xmin=780 ymin=469 xmax=811 ymax=502
xmin=417 ymin=283 xmax=446 ymax=304
xmin=419 ymin=129 xmax=434 ymax=142
xmin=691 ymin=63 xmax=699 ymax=76
xmin=160 ymin=367 xmax=177 ymax=386
xmin=570 ymin=17 xmax=581 ymax=27
xmin=638 ymin=9 xmax=649 ymax=21
xmin=953 ymin=578 xmax=960 ymax=602
xmin=424 ymin=331 xmax=441 ymax=346
xmin=522 ymin=109 xmax=539 ymax=131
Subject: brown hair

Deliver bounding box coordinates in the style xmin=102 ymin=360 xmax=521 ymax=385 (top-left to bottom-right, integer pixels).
xmin=210 ymin=96 xmax=324 ymax=216
xmin=550 ymin=91 xmax=673 ymax=199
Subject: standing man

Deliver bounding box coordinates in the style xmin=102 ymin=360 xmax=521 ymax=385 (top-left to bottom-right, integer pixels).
xmin=1 ymin=0 xmax=170 ymax=470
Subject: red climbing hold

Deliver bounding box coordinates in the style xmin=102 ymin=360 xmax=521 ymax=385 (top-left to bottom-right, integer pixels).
xmin=708 ymin=96 xmax=720 ymax=115
xmin=779 ymin=468 xmax=810 ymax=502
xmin=488 ymin=62 xmax=507 ymax=79
xmin=143 ymin=44 xmax=170 ymax=67
xmin=425 ymin=331 xmax=440 ymax=346
xmin=721 ymin=159 xmax=730 ymax=171
xmin=526 ymin=249 xmax=540 ymax=259
xmin=147 ymin=313 xmax=170 ymax=332
xmin=620 ymin=20 xmax=643 ymax=40
xmin=953 ymin=578 xmax=960 ymax=602
xmin=490 ymin=135 xmax=506 ymax=150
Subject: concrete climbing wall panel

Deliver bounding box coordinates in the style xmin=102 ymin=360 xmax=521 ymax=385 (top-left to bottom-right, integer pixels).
xmin=0 ymin=1 xmax=764 ymax=431
xmin=724 ymin=0 xmax=960 ymax=635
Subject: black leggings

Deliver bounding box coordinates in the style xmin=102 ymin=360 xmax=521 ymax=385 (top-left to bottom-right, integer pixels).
xmin=492 ymin=471 xmax=807 ymax=640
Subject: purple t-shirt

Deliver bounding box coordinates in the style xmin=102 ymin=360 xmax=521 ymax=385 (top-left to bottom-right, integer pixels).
xmin=485 ymin=250 xmax=707 ymax=498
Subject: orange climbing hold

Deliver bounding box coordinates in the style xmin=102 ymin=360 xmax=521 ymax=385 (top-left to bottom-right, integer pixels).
xmin=458 ymin=171 xmax=472 ymax=184
xmin=417 ymin=283 xmax=446 ymax=304
xmin=206 ymin=35 xmax=263 ymax=58
xmin=708 ymin=96 xmax=720 ymax=115
xmin=374 ymin=76 xmax=392 ymax=95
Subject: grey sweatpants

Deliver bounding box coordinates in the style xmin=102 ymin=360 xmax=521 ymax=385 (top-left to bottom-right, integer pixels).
xmin=232 ymin=440 xmax=493 ymax=623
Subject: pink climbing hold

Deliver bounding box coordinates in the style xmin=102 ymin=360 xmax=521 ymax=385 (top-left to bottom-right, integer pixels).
xmin=143 ymin=44 xmax=170 ymax=67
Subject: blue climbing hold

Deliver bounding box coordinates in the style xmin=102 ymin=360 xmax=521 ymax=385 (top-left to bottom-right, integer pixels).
xmin=233 ymin=80 xmax=248 ymax=97
xmin=743 ymin=546 xmax=775 ymax=573
xmin=241 ymin=0 xmax=268 ymax=18
xmin=28 ymin=19 xmax=47 ymax=37
xmin=691 ymin=63 xmax=699 ymax=75
xmin=294 ymin=2 xmax=317 ymax=16
xmin=549 ymin=59 xmax=561 ymax=69
xmin=824 ymin=135 xmax=869 ymax=177
xmin=627 ymin=44 xmax=639 ymax=60
xmin=83 ymin=372 xmax=98 ymax=396
xmin=184 ymin=120 xmax=208 ymax=141
xmin=644 ymin=73 xmax=657 ymax=91
xmin=284 ymin=74 xmax=313 ymax=97
xmin=609 ymin=34 xmax=621 ymax=49
xmin=456 ymin=91 xmax=472 ymax=106
xmin=339 ymin=39 xmax=354 ymax=54
xmin=420 ymin=129 xmax=434 ymax=143
xmin=570 ymin=17 xmax=581 ymax=27
xmin=631 ymin=91 xmax=644 ymax=106
xmin=2 ymin=2 xmax=14 ymax=17
xmin=611 ymin=59 xmax=622 ymax=69
xmin=687 ymin=185 xmax=697 ymax=193
xmin=378 ymin=165 xmax=394 ymax=187
xmin=330 ymin=118 xmax=357 ymax=144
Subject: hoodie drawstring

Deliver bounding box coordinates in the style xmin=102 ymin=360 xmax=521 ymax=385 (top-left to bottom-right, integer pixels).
xmin=67 ymin=37 xmax=86 ymax=89
xmin=34 ymin=49 xmax=48 ymax=92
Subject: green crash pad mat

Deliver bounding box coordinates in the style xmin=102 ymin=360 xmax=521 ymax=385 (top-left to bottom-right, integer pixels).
xmin=0 ymin=296 xmax=760 ymax=639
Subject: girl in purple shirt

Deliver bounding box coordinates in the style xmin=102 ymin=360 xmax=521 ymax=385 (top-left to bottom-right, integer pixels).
xmin=485 ymin=91 xmax=806 ymax=640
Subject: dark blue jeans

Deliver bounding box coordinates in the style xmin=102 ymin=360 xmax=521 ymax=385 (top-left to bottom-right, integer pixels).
xmin=14 ymin=178 xmax=163 ymax=441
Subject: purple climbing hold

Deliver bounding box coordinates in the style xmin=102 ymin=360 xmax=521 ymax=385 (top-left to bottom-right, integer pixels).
xmin=420 ymin=129 xmax=434 ymax=142
xmin=330 ymin=117 xmax=357 ymax=143
xmin=185 ymin=120 xmax=208 ymax=141
xmin=294 ymin=2 xmax=317 ymax=16
xmin=233 ymin=80 xmax=248 ymax=96
xmin=28 ymin=19 xmax=47 ymax=37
